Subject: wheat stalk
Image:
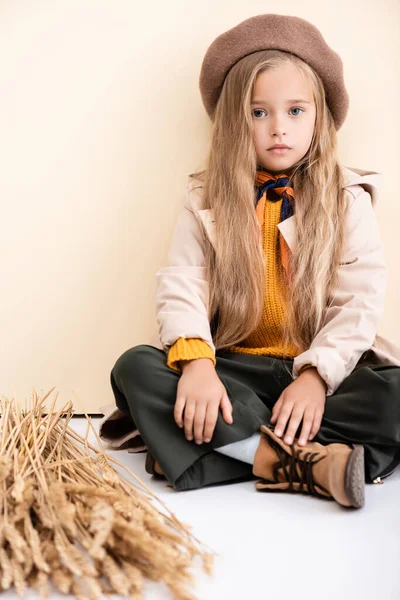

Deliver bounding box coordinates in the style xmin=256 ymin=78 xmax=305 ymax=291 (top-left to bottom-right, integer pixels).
xmin=0 ymin=388 xmax=216 ymax=599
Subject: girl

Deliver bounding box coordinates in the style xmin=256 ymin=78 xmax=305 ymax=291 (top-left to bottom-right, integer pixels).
xmin=100 ymin=14 xmax=400 ymax=509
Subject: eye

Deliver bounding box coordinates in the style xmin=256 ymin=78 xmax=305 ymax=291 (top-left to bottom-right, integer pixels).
xmin=251 ymin=107 xmax=305 ymax=118
xmin=252 ymin=109 xmax=266 ymax=119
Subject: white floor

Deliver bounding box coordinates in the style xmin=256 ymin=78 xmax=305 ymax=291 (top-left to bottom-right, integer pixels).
xmin=7 ymin=417 xmax=400 ymax=600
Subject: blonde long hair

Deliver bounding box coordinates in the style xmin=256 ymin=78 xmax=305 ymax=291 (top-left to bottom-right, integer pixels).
xmin=190 ymin=50 xmax=346 ymax=368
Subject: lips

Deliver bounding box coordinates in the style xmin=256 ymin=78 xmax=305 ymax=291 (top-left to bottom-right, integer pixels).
xmin=268 ymin=147 xmax=290 ymax=154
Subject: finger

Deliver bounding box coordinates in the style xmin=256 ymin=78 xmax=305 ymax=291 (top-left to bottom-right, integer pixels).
xmin=203 ymin=403 xmax=219 ymax=443
xmin=220 ymin=393 xmax=233 ymax=424
xmin=274 ymin=402 xmax=294 ymax=438
xmin=193 ymin=403 xmax=207 ymax=444
xmin=282 ymin=408 xmax=305 ymax=445
xmin=270 ymin=398 xmax=283 ymax=424
xmin=308 ymin=412 xmax=324 ymax=440
xmin=183 ymin=402 xmax=196 ymax=441
xmin=174 ymin=395 xmax=186 ymax=428
xmin=297 ymin=409 xmax=315 ymax=446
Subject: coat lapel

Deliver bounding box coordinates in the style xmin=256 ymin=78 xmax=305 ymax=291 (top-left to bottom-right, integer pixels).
xmin=197 ymin=208 xmax=216 ymax=243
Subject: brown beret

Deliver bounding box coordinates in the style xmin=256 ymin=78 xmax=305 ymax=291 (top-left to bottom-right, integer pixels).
xmin=199 ymin=14 xmax=349 ymax=130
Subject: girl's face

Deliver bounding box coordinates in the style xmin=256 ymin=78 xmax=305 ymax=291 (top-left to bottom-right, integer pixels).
xmin=251 ymin=63 xmax=316 ymax=174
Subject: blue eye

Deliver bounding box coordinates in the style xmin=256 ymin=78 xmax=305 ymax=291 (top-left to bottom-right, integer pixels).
xmin=252 ymin=109 xmax=265 ymax=118
xmin=289 ymin=107 xmax=304 ymax=116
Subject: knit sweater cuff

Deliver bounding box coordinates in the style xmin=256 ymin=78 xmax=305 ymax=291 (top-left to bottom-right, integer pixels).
xmin=167 ymin=337 xmax=216 ymax=373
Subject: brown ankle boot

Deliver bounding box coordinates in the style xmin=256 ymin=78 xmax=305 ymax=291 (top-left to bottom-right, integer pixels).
xmin=253 ymin=424 xmax=365 ymax=508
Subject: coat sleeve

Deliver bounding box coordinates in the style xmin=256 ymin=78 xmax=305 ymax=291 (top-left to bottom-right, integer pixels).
xmin=155 ymin=182 xmax=216 ymax=358
xmin=292 ymin=189 xmax=387 ymax=396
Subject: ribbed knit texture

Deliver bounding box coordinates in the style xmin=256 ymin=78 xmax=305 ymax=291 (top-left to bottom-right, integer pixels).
xmin=167 ymin=172 xmax=313 ymax=375
xmin=167 ymin=337 xmax=216 ymax=372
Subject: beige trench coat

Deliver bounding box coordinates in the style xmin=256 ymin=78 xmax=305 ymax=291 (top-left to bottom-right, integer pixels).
xmin=99 ymin=166 xmax=400 ymax=450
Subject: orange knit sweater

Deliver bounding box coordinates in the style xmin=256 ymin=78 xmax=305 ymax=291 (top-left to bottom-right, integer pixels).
xmin=166 ymin=195 xmax=312 ymax=375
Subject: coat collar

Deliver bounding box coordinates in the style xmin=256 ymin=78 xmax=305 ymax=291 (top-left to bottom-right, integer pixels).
xmin=187 ymin=166 xmax=383 ymax=253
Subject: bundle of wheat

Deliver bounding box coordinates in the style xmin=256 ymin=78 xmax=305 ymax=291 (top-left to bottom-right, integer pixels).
xmin=0 ymin=387 xmax=214 ymax=599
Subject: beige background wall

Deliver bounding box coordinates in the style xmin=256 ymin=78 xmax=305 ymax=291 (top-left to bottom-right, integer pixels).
xmin=1 ymin=0 xmax=399 ymax=412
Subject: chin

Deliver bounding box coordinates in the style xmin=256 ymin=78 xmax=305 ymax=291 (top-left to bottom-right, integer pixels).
xmin=261 ymin=161 xmax=296 ymax=173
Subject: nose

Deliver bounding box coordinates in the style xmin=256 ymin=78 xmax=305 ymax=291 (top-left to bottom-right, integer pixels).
xmin=269 ymin=114 xmax=287 ymax=138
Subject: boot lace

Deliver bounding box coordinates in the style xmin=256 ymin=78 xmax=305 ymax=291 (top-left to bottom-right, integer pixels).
xmin=267 ymin=436 xmax=331 ymax=497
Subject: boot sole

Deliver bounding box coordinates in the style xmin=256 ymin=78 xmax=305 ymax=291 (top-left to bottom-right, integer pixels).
xmin=344 ymin=445 xmax=365 ymax=508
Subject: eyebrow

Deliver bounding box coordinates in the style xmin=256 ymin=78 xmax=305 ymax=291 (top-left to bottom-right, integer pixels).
xmin=250 ymin=99 xmax=311 ymax=104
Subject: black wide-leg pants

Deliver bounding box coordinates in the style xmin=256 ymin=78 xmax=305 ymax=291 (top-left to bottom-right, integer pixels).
xmin=110 ymin=345 xmax=400 ymax=491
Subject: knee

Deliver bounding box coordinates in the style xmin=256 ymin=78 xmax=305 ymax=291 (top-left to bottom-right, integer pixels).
xmin=111 ymin=344 xmax=155 ymax=384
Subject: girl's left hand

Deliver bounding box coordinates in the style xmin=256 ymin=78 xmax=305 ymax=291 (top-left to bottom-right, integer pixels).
xmin=269 ymin=368 xmax=327 ymax=447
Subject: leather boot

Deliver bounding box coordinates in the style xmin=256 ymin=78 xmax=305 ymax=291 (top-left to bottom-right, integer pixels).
xmin=253 ymin=424 xmax=365 ymax=508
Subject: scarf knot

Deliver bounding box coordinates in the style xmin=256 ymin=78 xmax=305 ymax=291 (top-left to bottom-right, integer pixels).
xmin=254 ymin=171 xmax=295 ymax=222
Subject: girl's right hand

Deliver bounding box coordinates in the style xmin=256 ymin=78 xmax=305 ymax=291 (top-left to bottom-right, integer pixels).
xmin=174 ymin=358 xmax=233 ymax=444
